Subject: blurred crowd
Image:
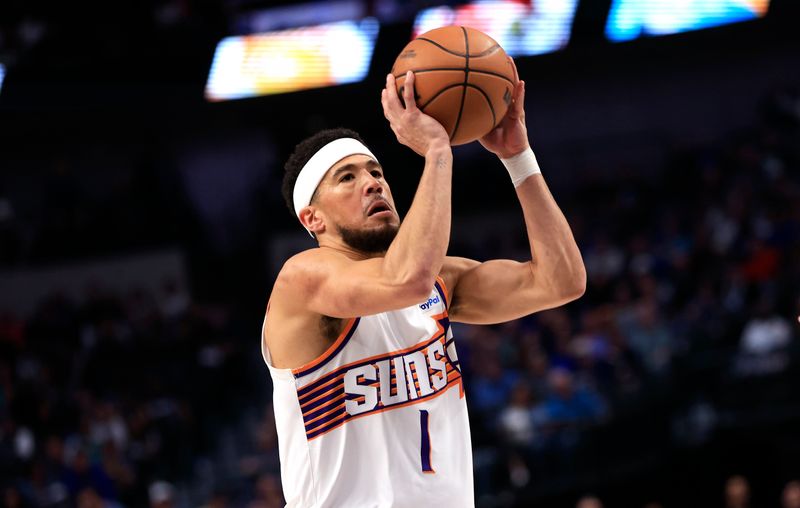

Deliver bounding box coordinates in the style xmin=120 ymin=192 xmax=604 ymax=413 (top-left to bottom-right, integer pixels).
xmin=1 ymin=85 xmax=799 ymax=507
xmin=572 ymin=476 xmax=800 ymax=508
xmin=0 ymin=280 xmax=259 ymax=507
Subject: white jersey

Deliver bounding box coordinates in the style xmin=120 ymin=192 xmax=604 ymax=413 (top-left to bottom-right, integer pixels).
xmin=261 ymin=277 xmax=474 ymax=507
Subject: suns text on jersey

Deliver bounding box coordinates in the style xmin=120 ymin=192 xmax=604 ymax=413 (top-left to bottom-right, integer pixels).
xmin=344 ymin=335 xmax=456 ymax=415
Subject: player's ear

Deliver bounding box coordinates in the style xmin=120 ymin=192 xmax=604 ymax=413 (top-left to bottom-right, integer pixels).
xmin=299 ymin=206 xmax=326 ymax=235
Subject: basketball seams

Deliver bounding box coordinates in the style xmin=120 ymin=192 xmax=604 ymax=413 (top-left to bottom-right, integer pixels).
xmin=470 ymin=45 xmax=501 ymax=58
xmin=418 ymin=83 xmax=463 ymax=111
xmin=466 ymin=85 xmax=497 ymax=128
xmin=394 ymin=68 xmax=514 ymax=86
xmin=449 ymin=27 xmax=469 ymax=142
xmin=415 ymin=36 xmax=500 ymax=58
xmin=416 ymin=37 xmax=464 ymax=57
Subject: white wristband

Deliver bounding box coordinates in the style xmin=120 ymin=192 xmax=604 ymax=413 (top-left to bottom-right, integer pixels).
xmin=500 ymin=147 xmax=541 ymax=187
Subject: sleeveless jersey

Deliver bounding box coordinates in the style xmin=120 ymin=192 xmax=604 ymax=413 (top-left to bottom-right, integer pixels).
xmin=261 ymin=277 xmax=474 ymax=507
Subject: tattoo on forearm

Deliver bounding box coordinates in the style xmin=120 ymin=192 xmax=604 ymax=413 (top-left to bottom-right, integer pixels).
xmin=436 ymin=156 xmax=448 ymax=169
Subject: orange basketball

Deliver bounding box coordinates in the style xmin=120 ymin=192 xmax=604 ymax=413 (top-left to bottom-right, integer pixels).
xmin=391 ymin=26 xmax=518 ymax=146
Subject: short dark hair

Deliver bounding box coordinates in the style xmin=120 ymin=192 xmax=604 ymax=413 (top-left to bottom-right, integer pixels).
xmin=282 ymin=127 xmax=369 ymax=215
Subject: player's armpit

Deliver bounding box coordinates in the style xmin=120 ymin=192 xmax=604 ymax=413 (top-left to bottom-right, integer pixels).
xmin=274 ymin=249 xmax=435 ymax=319
xmin=441 ymin=256 xmax=583 ymax=325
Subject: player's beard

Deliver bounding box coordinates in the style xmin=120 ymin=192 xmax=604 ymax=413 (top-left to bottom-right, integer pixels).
xmin=337 ymin=223 xmax=399 ymax=254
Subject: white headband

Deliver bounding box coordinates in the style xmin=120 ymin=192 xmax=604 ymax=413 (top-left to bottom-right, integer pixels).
xmin=293 ymin=137 xmax=378 ymax=231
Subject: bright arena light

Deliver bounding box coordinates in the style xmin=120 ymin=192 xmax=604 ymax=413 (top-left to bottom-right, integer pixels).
xmin=412 ymin=0 xmax=579 ymax=57
xmin=205 ymin=18 xmax=379 ymax=101
xmin=606 ymin=0 xmax=772 ymax=42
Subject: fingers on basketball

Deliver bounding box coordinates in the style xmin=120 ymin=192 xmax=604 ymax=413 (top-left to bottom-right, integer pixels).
xmin=403 ymin=71 xmax=417 ymax=111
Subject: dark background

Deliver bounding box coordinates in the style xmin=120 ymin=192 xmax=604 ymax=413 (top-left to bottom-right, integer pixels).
xmin=1 ymin=1 xmax=799 ymax=507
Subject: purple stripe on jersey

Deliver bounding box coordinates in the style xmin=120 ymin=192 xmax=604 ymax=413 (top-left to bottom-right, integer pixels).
xmin=305 ymin=410 xmax=349 ymax=439
xmin=305 ymin=406 xmax=345 ymax=432
xmin=420 ymin=410 xmax=434 ymax=473
xmin=296 ymin=330 xmax=446 ymax=399
xmin=438 ymin=315 xmax=451 ymax=335
xmin=301 ymin=388 xmax=346 ymax=419
xmin=294 ymin=318 xmax=361 ymax=380
xmin=302 ymin=392 xmax=348 ymax=423
xmin=434 ymin=281 xmax=448 ymax=308
xmin=298 ymin=376 xmax=342 ymax=405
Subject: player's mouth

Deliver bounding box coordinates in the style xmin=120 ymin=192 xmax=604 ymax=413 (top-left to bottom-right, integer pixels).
xmin=366 ymin=199 xmax=393 ymax=218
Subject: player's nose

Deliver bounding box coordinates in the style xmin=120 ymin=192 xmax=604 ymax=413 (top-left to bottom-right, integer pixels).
xmin=362 ymin=171 xmax=383 ymax=195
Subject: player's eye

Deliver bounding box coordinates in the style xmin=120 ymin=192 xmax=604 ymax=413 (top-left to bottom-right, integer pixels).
xmin=340 ymin=173 xmax=354 ymax=182
xmin=370 ymin=170 xmax=383 ymax=179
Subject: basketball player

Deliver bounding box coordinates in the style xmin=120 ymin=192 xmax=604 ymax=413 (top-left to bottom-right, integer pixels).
xmin=262 ymin=63 xmax=586 ymax=507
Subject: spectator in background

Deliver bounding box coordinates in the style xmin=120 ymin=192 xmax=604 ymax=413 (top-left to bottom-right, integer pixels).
xmin=3 ymin=486 xmax=25 ymax=508
xmin=735 ymin=297 xmax=792 ymax=376
xmin=62 ymin=448 xmax=116 ymax=503
xmin=237 ymin=405 xmax=281 ymax=479
xmin=725 ymin=475 xmax=751 ymax=508
xmin=76 ymin=487 xmax=123 ymax=508
xmin=202 ymin=490 xmax=231 ymax=508
xmin=576 ymin=495 xmax=603 ymax=508
xmin=469 ymin=348 xmax=519 ymax=417
xmin=741 ymin=298 xmax=792 ymax=354
xmin=497 ymin=381 xmax=537 ymax=448
xmin=542 ymin=368 xmax=607 ymax=425
xmin=247 ymin=473 xmax=283 ymax=508
xmin=584 ymin=233 xmax=625 ymax=286
xmin=784 ymin=481 xmax=800 ymax=508
xmin=159 ymin=279 xmax=189 ymax=320
xmin=571 ymin=307 xmax=618 ymax=393
xmin=539 ymin=367 xmax=607 ymax=452
xmin=620 ymin=298 xmax=673 ymax=376
xmin=148 ymin=481 xmax=175 ymax=508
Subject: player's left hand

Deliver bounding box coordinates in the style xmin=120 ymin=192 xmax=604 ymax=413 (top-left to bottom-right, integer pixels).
xmin=478 ymin=57 xmax=530 ymax=159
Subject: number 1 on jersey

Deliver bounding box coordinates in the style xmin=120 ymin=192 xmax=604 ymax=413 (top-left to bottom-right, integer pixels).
xmin=419 ymin=410 xmax=435 ymax=473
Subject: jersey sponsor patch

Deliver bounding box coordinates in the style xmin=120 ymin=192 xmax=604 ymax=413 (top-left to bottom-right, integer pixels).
xmin=419 ymin=294 xmax=440 ymax=311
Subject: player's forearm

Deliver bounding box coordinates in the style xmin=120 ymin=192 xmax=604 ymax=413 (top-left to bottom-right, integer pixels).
xmin=515 ymin=174 xmax=586 ymax=299
xmin=383 ymin=142 xmax=453 ymax=292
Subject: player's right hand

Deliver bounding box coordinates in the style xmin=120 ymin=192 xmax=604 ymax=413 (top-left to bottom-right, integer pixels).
xmin=382 ymin=71 xmax=450 ymax=157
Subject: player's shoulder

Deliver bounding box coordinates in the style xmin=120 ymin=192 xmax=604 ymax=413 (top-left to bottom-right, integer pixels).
xmin=439 ymin=256 xmax=480 ymax=301
xmin=440 ymin=256 xmax=480 ymax=281
xmin=442 ymin=255 xmax=480 ymax=272
xmin=281 ymin=247 xmax=347 ymax=271
xmin=275 ymin=248 xmax=351 ymax=287
xmin=270 ymin=250 xmax=328 ymax=311
xmin=277 ymin=249 xmax=322 ymax=284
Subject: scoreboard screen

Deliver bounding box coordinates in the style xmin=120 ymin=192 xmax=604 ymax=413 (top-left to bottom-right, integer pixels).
xmin=205 ymin=18 xmax=379 ymax=101
xmin=606 ymin=0 xmax=771 ymax=42
xmin=412 ymin=0 xmax=579 ymax=57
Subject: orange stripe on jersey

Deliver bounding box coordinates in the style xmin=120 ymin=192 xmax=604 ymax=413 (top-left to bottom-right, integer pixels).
xmin=303 ymin=396 xmax=348 ymax=426
xmin=300 ymin=381 xmax=345 ymax=410
xmin=292 ymin=317 xmax=358 ymax=377
xmin=298 ymin=372 xmax=347 ymax=405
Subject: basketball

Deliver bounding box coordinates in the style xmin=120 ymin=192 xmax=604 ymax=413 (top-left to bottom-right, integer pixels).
xmin=391 ymin=26 xmax=518 ymax=146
